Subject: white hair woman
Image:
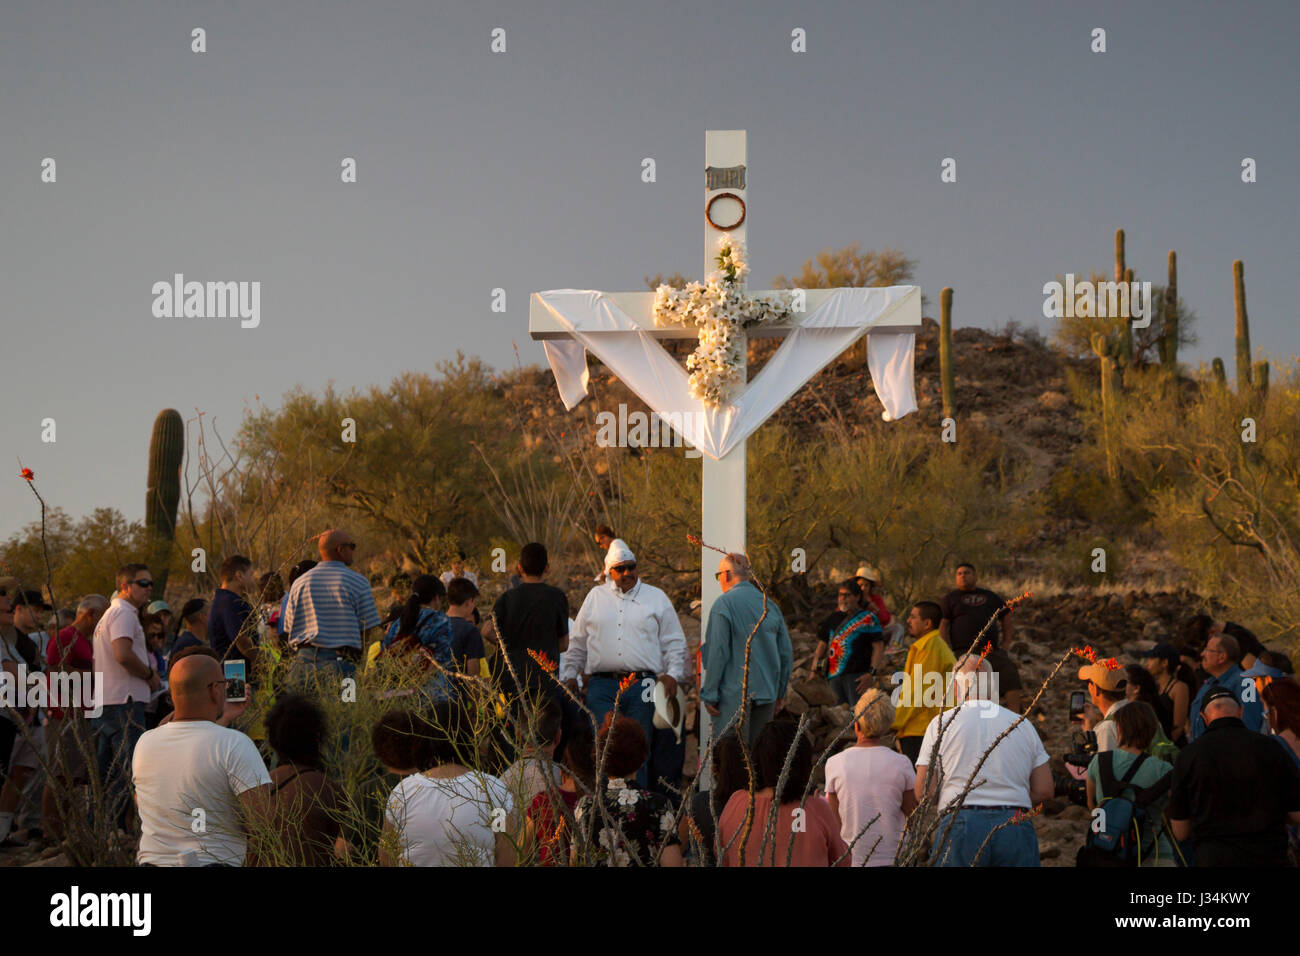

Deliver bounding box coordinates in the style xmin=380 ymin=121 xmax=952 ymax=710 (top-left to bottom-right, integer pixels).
xmin=824 ymin=688 xmax=918 ymax=866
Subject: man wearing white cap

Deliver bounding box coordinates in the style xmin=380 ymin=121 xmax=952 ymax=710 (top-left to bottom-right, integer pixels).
xmin=562 ymin=539 xmax=688 ymax=790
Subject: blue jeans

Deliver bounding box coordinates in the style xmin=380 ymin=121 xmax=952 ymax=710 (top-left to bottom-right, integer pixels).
xmin=289 ymin=646 xmax=358 ymax=685
xmin=930 ymin=806 xmax=1041 ymax=867
xmin=93 ymin=701 xmax=146 ymax=829
xmin=830 ymin=670 xmax=869 ymax=707
xmin=586 ymin=675 xmax=656 ymax=789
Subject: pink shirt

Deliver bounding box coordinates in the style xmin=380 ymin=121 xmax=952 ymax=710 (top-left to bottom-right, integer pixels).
xmin=824 ymin=744 xmax=916 ymax=866
xmin=718 ymin=791 xmax=849 ymax=867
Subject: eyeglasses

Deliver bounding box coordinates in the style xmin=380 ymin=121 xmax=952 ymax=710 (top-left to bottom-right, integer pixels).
xmin=206 ymin=679 xmax=228 ymax=690
xmin=340 ymin=542 xmax=357 ymax=549
xmin=714 ymin=569 xmax=732 ymax=581
xmin=610 ymin=564 xmax=636 ymax=574
xmin=133 ymin=579 xmax=154 ymax=588
xmin=837 ymin=591 xmax=853 ymax=598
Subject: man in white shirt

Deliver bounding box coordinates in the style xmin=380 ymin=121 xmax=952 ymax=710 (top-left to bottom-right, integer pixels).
xmin=92 ymin=563 xmax=162 ymax=829
xmin=561 ymin=540 xmax=688 ymax=790
xmin=133 ymin=650 xmax=271 ymax=865
xmin=440 ymin=552 xmax=478 ymax=588
xmin=914 ymin=657 xmax=1054 ymax=866
xmin=1079 ymin=661 xmax=1130 ymax=753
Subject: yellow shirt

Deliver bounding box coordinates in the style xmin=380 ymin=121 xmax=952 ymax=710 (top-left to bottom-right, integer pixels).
xmin=892 ymin=629 xmax=956 ymax=739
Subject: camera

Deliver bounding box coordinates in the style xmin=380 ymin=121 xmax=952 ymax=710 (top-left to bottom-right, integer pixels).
xmin=1053 ymin=728 xmax=1097 ymax=807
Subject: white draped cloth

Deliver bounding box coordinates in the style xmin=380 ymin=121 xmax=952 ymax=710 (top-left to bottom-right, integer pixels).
xmin=538 ymin=287 xmax=919 ymax=460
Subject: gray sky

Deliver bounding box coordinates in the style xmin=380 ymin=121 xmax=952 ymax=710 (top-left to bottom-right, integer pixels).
xmin=3 ymin=0 xmax=1298 ymax=539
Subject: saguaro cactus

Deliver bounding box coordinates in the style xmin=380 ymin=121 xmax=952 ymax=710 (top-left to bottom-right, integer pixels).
xmin=1233 ymin=259 xmax=1252 ymax=390
xmin=1162 ymin=251 xmax=1179 ymax=368
xmin=939 ymin=287 xmax=955 ymax=420
xmin=1253 ymin=360 xmax=1270 ymax=398
xmin=1114 ymin=229 xmax=1126 ymax=286
xmin=1119 ymin=266 xmax=1136 ymax=373
xmin=1091 ymin=332 xmax=1119 ymax=481
xmin=1211 ymin=357 xmax=1227 ymax=386
xmin=146 ymin=409 xmax=185 ymax=597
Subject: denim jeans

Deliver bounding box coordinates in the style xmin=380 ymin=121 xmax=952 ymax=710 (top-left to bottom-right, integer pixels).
xmin=289 ymin=646 xmax=358 ymax=685
xmin=586 ymin=675 xmax=657 ymax=789
xmin=930 ymin=806 xmax=1041 ymax=867
xmin=830 ymin=670 xmax=869 ymax=707
xmin=93 ymin=701 xmax=146 ymax=829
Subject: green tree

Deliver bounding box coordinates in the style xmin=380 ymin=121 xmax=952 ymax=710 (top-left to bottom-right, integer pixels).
xmin=1052 ymin=271 xmax=1197 ymax=365
xmin=772 ymin=243 xmax=917 ymax=291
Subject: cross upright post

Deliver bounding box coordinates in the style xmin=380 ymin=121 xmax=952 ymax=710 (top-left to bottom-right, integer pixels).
xmin=529 ymin=129 xmax=923 ymax=781
xmin=698 ymin=130 xmax=748 ymax=753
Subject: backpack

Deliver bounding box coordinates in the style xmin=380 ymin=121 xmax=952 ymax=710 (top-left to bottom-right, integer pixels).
xmin=1076 ymin=751 xmax=1171 ymax=867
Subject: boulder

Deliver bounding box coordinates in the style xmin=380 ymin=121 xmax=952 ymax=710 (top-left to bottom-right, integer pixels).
xmin=791 ymin=678 xmax=839 ymax=708
xmin=783 ymin=688 xmax=810 ymax=716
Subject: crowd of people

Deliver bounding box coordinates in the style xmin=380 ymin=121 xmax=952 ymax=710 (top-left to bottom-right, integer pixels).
xmin=1 ymin=534 xmax=1298 ymax=868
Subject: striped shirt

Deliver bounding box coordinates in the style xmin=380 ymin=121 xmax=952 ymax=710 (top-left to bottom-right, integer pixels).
xmin=282 ymin=561 xmax=380 ymax=650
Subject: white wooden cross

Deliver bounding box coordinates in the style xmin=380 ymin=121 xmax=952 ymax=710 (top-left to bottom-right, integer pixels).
xmin=530 ymin=130 xmax=921 ymax=763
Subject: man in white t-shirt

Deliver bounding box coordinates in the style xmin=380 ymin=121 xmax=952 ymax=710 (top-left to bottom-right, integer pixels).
xmin=440 ymin=552 xmax=478 ymax=588
xmin=1079 ymin=661 xmax=1130 ymax=753
xmin=915 ymin=657 xmax=1053 ymax=866
xmin=91 ymin=563 xmax=161 ymax=828
xmin=133 ymin=651 xmax=271 ymax=866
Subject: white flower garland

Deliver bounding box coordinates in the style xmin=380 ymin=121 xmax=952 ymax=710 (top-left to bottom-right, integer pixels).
xmin=652 ymin=233 xmax=796 ymax=407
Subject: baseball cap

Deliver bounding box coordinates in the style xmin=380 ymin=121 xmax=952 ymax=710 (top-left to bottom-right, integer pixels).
xmin=1143 ymin=642 xmax=1181 ymax=670
xmin=12 ymin=589 xmax=53 ymax=611
xmin=145 ymin=600 xmax=172 ymax=616
xmin=1078 ymin=662 xmax=1127 ymax=692
xmin=856 ymin=565 xmax=880 ymax=583
xmin=1199 ymin=686 xmax=1239 ymax=712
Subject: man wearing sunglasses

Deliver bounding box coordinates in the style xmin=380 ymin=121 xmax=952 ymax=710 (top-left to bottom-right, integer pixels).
xmin=562 ymin=540 xmax=688 ymax=791
xmin=91 ymin=562 xmax=161 ymax=830
xmin=700 ymin=553 xmax=793 ymax=749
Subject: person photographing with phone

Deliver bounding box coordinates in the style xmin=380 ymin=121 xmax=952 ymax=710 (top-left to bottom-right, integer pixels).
xmin=132 ymin=648 xmax=271 ymax=866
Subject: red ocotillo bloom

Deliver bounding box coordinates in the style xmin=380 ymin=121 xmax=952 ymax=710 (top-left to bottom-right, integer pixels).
xmin=528 ymin=649 xmax=558 ymax=674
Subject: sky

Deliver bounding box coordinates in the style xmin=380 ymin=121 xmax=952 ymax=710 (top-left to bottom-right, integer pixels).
xmin=2 ymin=0 xmax=1298 ymax=539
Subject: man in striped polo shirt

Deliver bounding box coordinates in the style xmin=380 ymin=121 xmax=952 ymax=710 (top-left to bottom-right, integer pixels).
xmin=283 ymin=529 xmax=380 ymax=681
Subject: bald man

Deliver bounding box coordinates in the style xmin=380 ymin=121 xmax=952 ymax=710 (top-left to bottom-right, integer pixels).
xmin=282 ymin=529 xmax=380 ymax=681
xmin=132 ymin=651 xmax=271 ymax=866
xmin=1167 ymin=687 xmax=1300 ymax=866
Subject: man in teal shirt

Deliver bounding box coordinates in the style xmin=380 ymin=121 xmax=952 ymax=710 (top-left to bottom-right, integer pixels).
xmin=700 ymin=553 xmax=793 ymax=748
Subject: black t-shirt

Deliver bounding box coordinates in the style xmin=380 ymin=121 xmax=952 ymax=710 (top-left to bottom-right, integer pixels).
xmin=1167 ymin=717 xmax=1300 ymax=866
xmin=493 ymin=583 xmax=569 ymax=699
xmin=209 ymin=587 xmax=254 ymax=665
xmin=448 ymin=617 xmax=486 ymax=669
xmin=939 ymin=587 xmax=1006 ymax=652
xmin=816 ymin=611 xmax=847 ymax=645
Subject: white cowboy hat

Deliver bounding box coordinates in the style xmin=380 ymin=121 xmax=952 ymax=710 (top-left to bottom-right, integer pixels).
xmin=652 ymin=680 xmax=686 ymax=743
